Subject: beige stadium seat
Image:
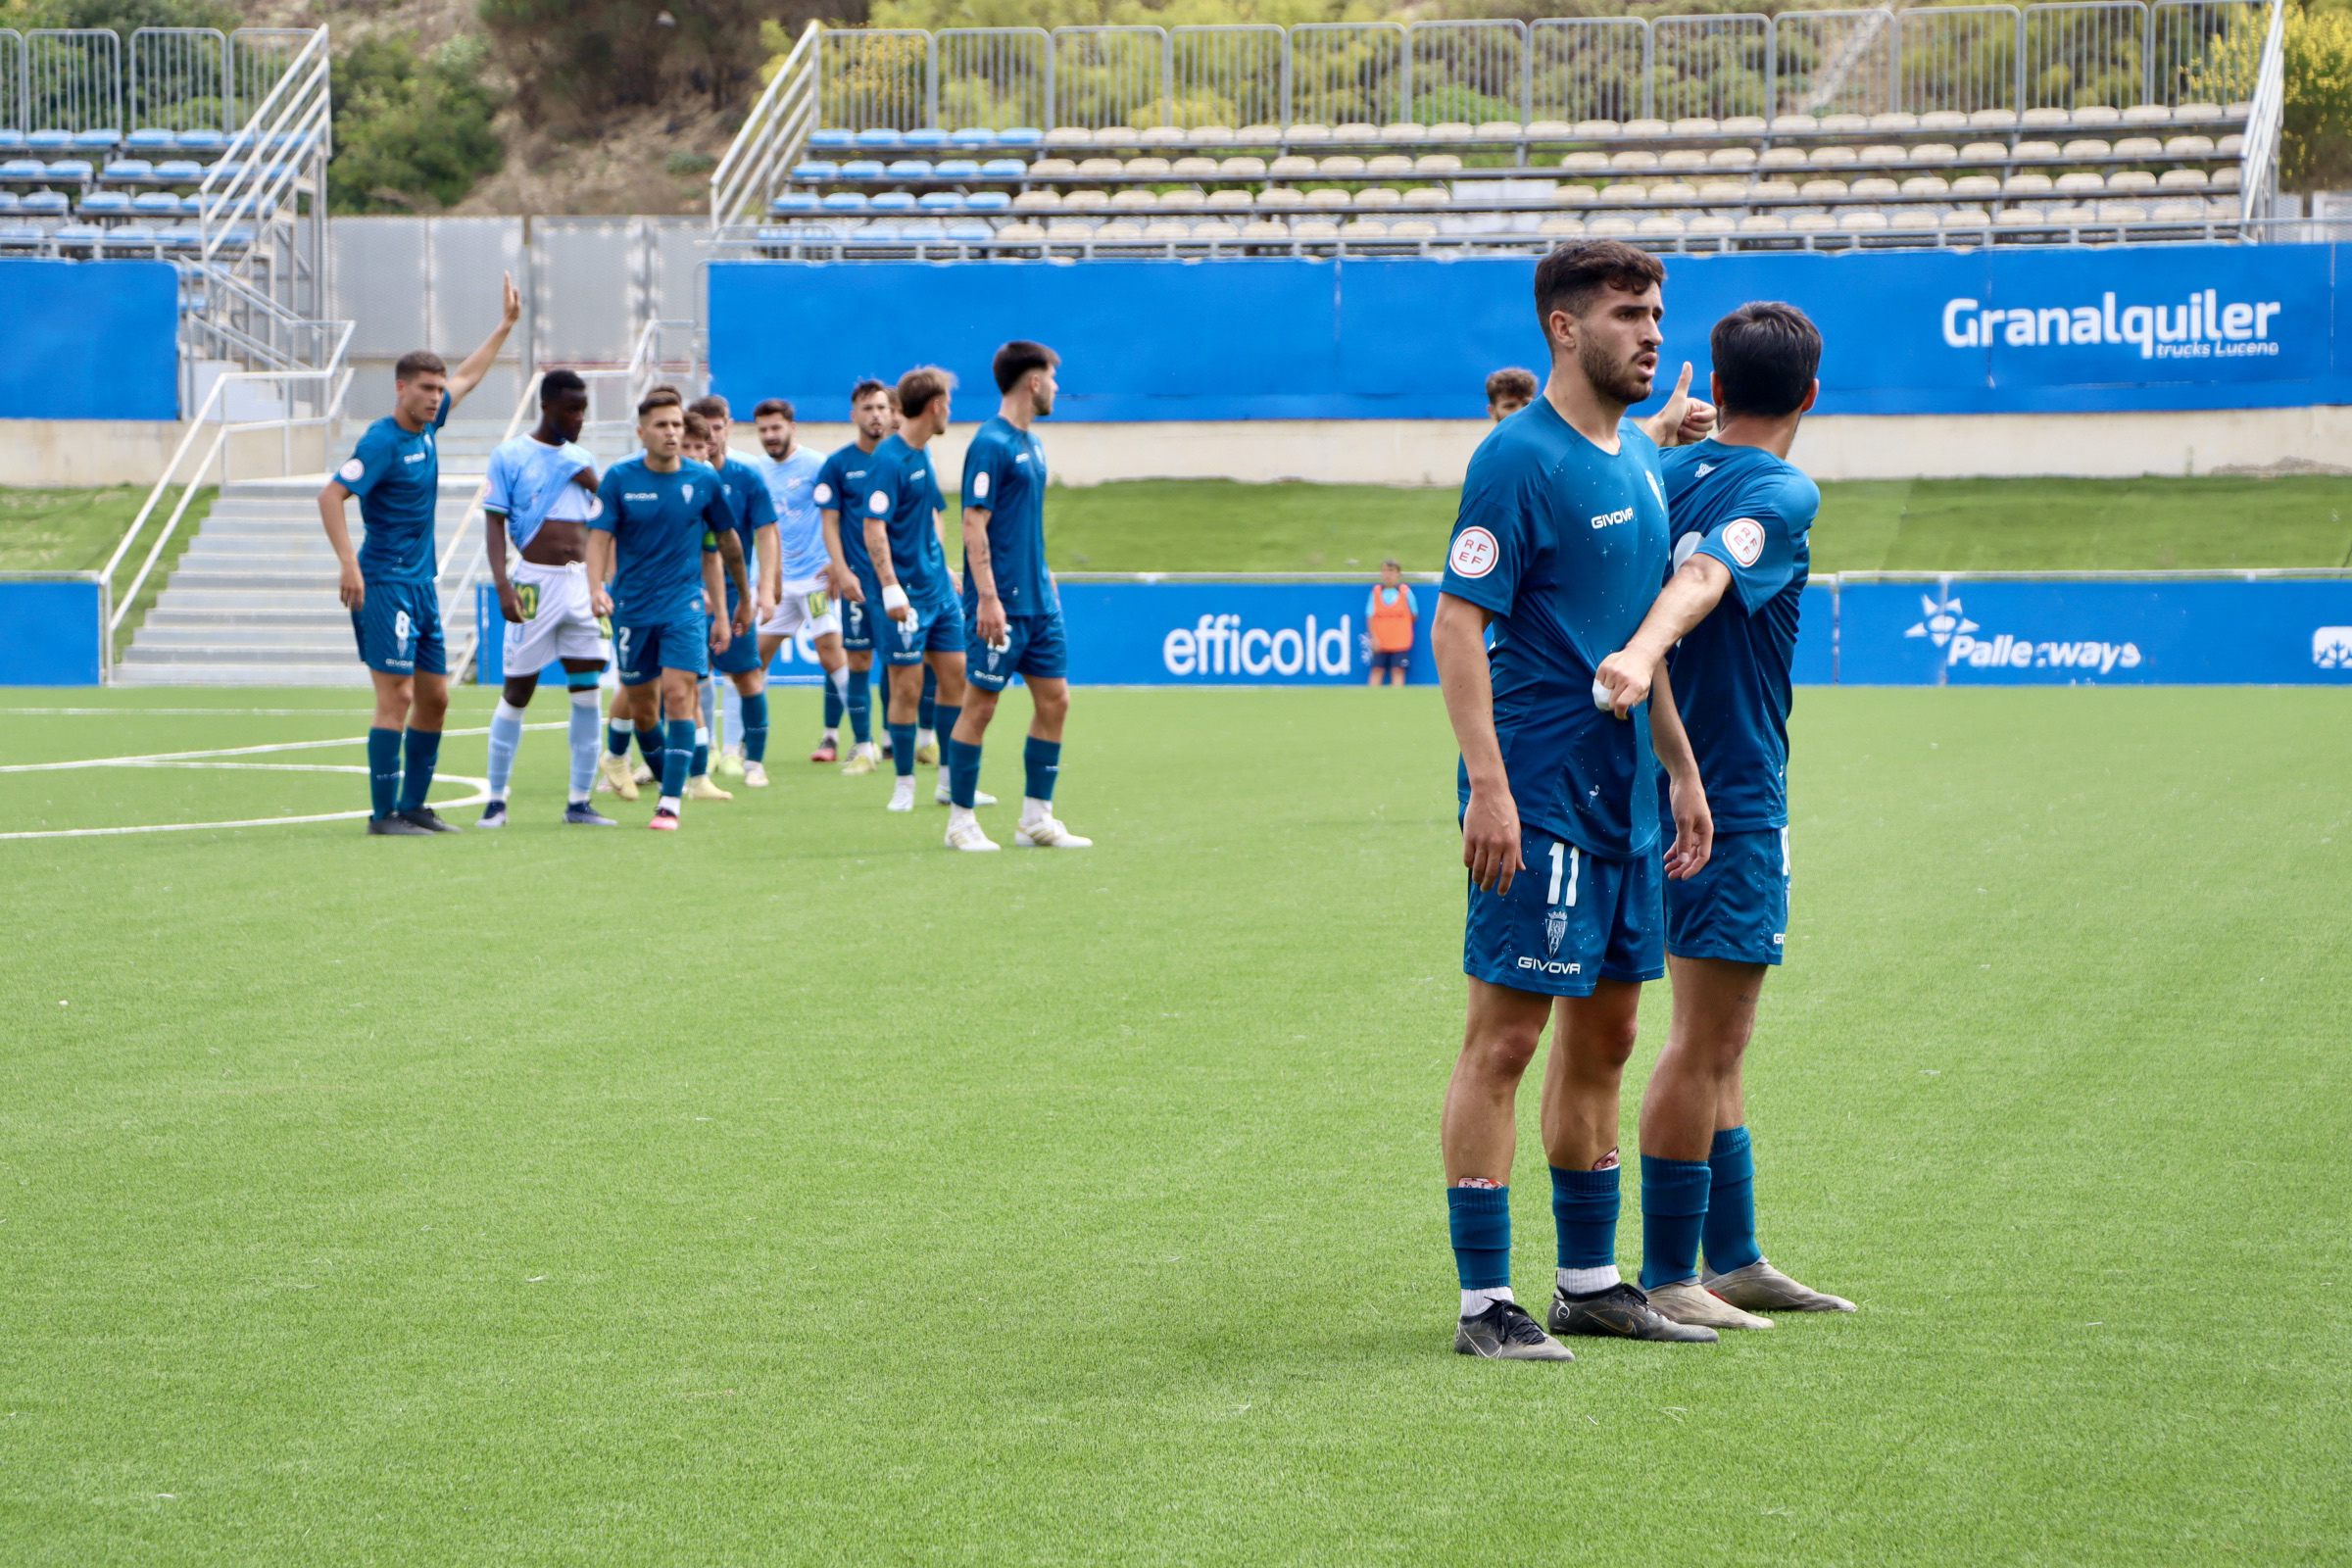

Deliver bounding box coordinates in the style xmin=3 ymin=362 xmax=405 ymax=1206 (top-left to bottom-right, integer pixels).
xmin=2211 ymin=166 xmax=2242 ymax=189
xmin=1527 ymin=121 xmax=1576 ymax=140
xmin=1393 ymin=218 xmax=1440 ymax=238
xmin=1839 ymin=209 xmax=1889 ymax=231
xmin=1062 ymin=189 xmax=1110 ymax=212
xmin=1553 ymin=183 xmax=1599 ymax=205
xmin=1171 ymin=156 xmax=1219 ymax=177
xmin=1868 ymin=112 xmax=1920 ymax=132
xmin=1739 ymin=213 xmax=1788 ymax=234
xmin=1143 ymin=219 xmax=1192 ymax=238
xmin=1367 ymin=154 xmax=1414 ymax=176
xmin=1708 ymin=147 xmax=1758 ymax=170
xmin=1889 ymin=208 xmax=1939 ymax=231
xmin=2063 ymin=138 xmax=2112 ymax=159
xmin=1341 ymin=217 xmax=1389 ymax=237
xmin=1858 ymin=144 xmax=1909 ymax=167
xmin=1660 ymin=149 xmax=1708 ymax=172
xmin=1140 ymin=126 xmax=1186 ymax=147
xmin=1575 ymin=119 xmax=1623 ymax=138
xmin=1259 ymin=187 xmax=1305 ymax=209
xmin=1759 ymin=147 xmax=1808 ymax=172
xmin=1318 ymin=155 xmax=1367 ymax=176
xmin=1671 ymin=117 xmax=1719 ymax=137
xmin=1688 ymin=214 xmax=1737 ymax=237
xmin=1293 ymin=217 xmax=1341 ymax=237
xmin=1189 ymin=125 xmax=1236 ymax=146
xmin=1561 ymin=151 xmax=1611 ymax=174
xmin=1403 ymin=186 xmax=1450 ymax=208
xmin=2108 ymin=170 xmax=2158 ymax=194
xmin=1612 ymin=149 xmax=1661 ymax=172
xmin=1850 ymin=176 xmax=1900 ymax=198
xmin=1218 ymin=156 xmax=1267 ymax=177
xmin=2021 ymin=107 xmax=2071 ymax=128
xmin=1012 ymin=190 xmax=1060 ymax=212
xmin=1800 ymin=177 xmax=1850 ymax=199
xmin=1125 ymin=156 xmax=1172 ymax=176
xmin=1415 ymin=153 xmax=1463 ymax=174
xmin=1952 ymin=175 xmax=2002 ymax=199
xmin=2014 ymin=140 xmax=2062 ymax=162
xmin=2054 ymin=172 xmax=2106 ymax=195
xmin=1205 ymin=189 xmax=1253 ymax=211
xmin=1995 ymin=208 xmax=2048 ymax=227
xmin=2121 ymin=104 xmax=2172 ymax=124
xmin=1909 ymin=144 xmax=1960 ymax=166
xmin=1159 ymin=188 xmax=1205 ymax=211
xmin=1235 ymin=124 xmax=1283 ymax=143
xmin=2178 ymin=102 xmax=2226 ymax=122
xmin=2150 ymin=199 xmax=2207 ymax=221
xmin=1241 ymin=219 xmax=1291 ymax=239
xmin=1335 ymin=122 xmax=1382 ymax=141
xmin=1382 ymin=122 xmax=1430 ymax=143
xmin=1970 ymin=109 xmax=2019 ymax=129
xmin=1588 ymin=214 xmax=1638 ymax=235
xmin=1286 ymin=123 xmax=1332 ymax=143
xmin=1353 ymin=186 xmax=1401 ymax=208
xmin=1078 ymin=157 xmax=1123 ymax=176
xmin=1962 ymin=141 xmax=2009 ymax=162
xmin=1637 ymin=214 xmax=1688 ymax=236
xmin=1600 ymin=181 xmax=1648 ymax=204
xmin=2047 ymin=205 xmax=2093 ymax=225
xmin=1539 ymin=215 xmax=1587 ymax=236
xmin=1810 ymin=146 xmax=1858 ymax=169
xmin=1722 ymin=116 xmax=1767 ymax=135
xmin=1045 ymin=218 xmax=1097 ymax=238
xmin=2207 ymin=195 xmax=2239 ymax=217
xmin=2004 ymin=173 xmax=2055 ymax=196
xmin=2071 ymin=105 xmax=2122 ymax=126
xmin=1110 ymin=188 xmax=1158 ymax=210
xmin=1429 ymin=122 xmax=1475 ymax=142
xmin=2096 ymin=201 xmax=2147 ymax=220
xmin=1304 ymin=186 xmax=1352 ymax=209
xmin=1901 ymin=175 xmax=1952 ymax=197
xmin=1770 ymin=114 xmax=1818 ymax=134
xmin=1477 ymin=121 xmax=1523 ymax=140
xmin=1095 ymin=218 xmax=1146 ymax=238
xmin=1650 ymin=179 xmax=1699 ymax=202
xmin=2166 ymin=134 xmax=2216 ymax=155
xmin=1818 ymin=113 xmax=1868 ymax=132
xmin=1788 ymin=212 xmax=1837 ymax=234
xmin=1942 ymin=207 xmax=1992 ymax=228
xmin=1919 ymin=110 xmax=1969 ymax=132
xmin=1268 ymin=154 xmax=1316 ymax=177
xmin=1193 ymin=218 xmax=1241 ymax=239
xmin=2114 ymin=136 xmax=2163 ymax=157
xmin=1030 ymin=158 xmax=1079 ymax=177
xmin=1699 ymin=178 xmax=1749 ymax=201
xmin=1044 ymin=126 xmax=1093 ymax=147
xmin=1094 ymin=126 xmax=1140 ymax=146
xmin=1622 ymin=119 xmax=1670 ymax=137
xmin=1754 ymin=177 xmax=1799 ymax=199
xmin=997 ymin=220 xmax=1047 ymax=241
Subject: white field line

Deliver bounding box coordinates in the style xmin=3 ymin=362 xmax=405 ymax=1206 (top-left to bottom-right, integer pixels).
xmin=0 ymin=723 xmax=564 ymax=841
xmin=0 ymin=708 xmax=380 ymax=716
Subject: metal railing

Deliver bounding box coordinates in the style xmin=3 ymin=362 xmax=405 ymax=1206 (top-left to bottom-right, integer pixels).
xmin=710 ymin=21 xmax=820 ymax=231
xmin=0 ymin=30 xmax=21 ymax=130
xmin=1053 ymin=25 xmax=1169 ymax=132
xmin=129 ymin=25 xmax=227 ymax=133
xmin=1530 ymin=19 xmax=1651 ymax=124
xmin=1290 ymin=22 xmax=1406 ymax=128
xmin=1408 ymin=20 xmax=1529 ymax=127
xmin=937 ymin=25 xmax=1050 ymax=132
xmin=24 ymin=26 xmax=121 ymax=132
xmin=2238 ymin=0 xmax=2287 ymax=221
xmin=190 ymin=24 xmax=331 ymax=375
xmin=1172 ymin=24 xmax=1286 ymax=130
xmin=1774 ymin=9 xmax=1897 ymax=118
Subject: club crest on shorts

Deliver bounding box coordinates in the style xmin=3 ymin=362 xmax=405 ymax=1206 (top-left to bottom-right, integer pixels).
xmin=1544 ymin=904 xmax=1568 ymax=957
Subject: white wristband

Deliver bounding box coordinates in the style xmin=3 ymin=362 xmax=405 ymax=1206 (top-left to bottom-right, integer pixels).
xmin=881 ymin=584 xmax=910 ymax=613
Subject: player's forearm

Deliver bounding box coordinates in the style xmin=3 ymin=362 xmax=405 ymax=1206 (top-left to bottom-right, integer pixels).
xmin=586 ymin=534 xmax=613 ymax=584
xmin=718 ymin=532 xmax=751 ymax=603
xmin=863 ymin=520 xmax=898 ymax=588
xmin=449 ymin=322 xmax=513 ymax=406
xmin=318 ymin=489 xmax=358 ymax=567
xmin=821 ymin=513 xmax=848 ymax=573
xmin=485 ymin=516 xmax=511 ymax=588
xmin=1648 ymin=663 xmax=1700 ymax=784
xmin=961 ymin=510 xmax=999 ymax=602
xmin=1625 ymin=560 xmax=1733 ymax=666
xmin=1433 ymin=597 xmax=1506 ymax=788
xmin=756 ymin=526 xmax=781 ymax=600
xmin=703 ymin=558 xmax=726 ymax=615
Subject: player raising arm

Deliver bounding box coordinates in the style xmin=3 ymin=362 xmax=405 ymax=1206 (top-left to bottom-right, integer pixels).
xmin=1430 ymin=240 xmax=1716 ymax=1362
xmin=1592 ymin=302 xmax=1855 ymax=1326
xmin=586 ymin=394 xmax=750 ymax=831
xmin=318 ymin=271 xmax=520 ymax=834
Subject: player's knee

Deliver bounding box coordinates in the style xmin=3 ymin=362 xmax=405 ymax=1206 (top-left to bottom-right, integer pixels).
xmin=1463 ymin=1023 xmax=1544 ymax=1081
xmin=501 ymin=677 xmax=537 ymax=708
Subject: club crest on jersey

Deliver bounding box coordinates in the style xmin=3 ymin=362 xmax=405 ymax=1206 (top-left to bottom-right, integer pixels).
xmin=1449 ymin=526 xmax=1499 ymax=578
xmin=1544 ymin=905 xmax=1568 ymax=957
xmin=1724 ymin=517 xmax=1767 ymax=567
xmin=338 ymin=457 xmax=365 ymax=482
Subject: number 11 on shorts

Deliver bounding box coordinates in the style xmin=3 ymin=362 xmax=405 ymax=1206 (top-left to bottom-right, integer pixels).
xmin=1547 ymin=840 xmax=1579 ymax=906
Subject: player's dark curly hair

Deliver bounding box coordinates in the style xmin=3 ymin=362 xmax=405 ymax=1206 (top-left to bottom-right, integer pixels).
xmin=1710 ymin=302 xmax=1821 ymax=418
xmin=540 ymin=368 xmax=587 ymax=405
xmin=850 ymin=378 xmax=890 ymax=408
xmin=754 ymin=397 xmax=795 ymax=421
xmin=1532 ymin=241 xmax=1666 ymax=334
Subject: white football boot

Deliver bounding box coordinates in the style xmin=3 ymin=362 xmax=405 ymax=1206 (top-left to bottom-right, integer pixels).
xmin=886 ymin=777 xmax=916 ymax=812
xmin=1013 ymin=813 xmax=1092 ymax=849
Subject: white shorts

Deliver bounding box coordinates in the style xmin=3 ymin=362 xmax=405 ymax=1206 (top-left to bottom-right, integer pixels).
xmin=760 ymin=576 xmax=843 ymax=641
xmin=503 ymin=560 xmax=606 ymax=673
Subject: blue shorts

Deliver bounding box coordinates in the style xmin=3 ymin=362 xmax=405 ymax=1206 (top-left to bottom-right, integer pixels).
xmin=710 ymin=594 xmax=763 ymax=676
xmin=880 ymin=594 xmax=967 ymax=666
xmin=351 ymin=578 xmax=444 ymax=677
xmin=1665 ymin=828 xmax=1789 ymax=966
xmin=840 ymin=588 xmax=876 ymax=653
xmin=1369 ymin=648 xmax=1410 ymax=677
xmin=965 ymin=609 xmax=1068 ymax=691
xmin=1464 ymin=829 xmax=1665 ymax=998
xmin=614 ymin=612 xmax=710 ymax=684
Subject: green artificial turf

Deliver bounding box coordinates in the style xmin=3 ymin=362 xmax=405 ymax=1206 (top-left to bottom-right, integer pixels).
xmin=1010 ymin=473 xmax=2352 ymax=576
xmin=0 ymin=686 xmax=2346 ymax=1565
xmin=0 ymin=484 xmax=216 ymax=656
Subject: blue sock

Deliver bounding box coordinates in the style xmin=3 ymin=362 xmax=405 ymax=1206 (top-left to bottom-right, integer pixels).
xmin=918 ymin=665 xmax=937 ymax=733
xmin=888 ymin=722 xmax=917 ymax=777
xmin=1023 ymin=736 xmax=1061 ymax=804
xmin=741 ymin=692 xmax=769 ymax=763
xmin=1447 ymin=1186 xmax=1512 ymax=1293
xmin=845 ymin=666 xmax=872 ymax=744
xmin=823 ymin=682 xmax=844 ymax=732
xmin=1551 ymin=1165 xmax=1621 ymax=1282
xmin=367 ymin=727 xmax=402 ymax=819
xmin=635 ymin=723 xmax=663 ymax=770
xmin=396 ymin=727 xmax=441 ymax=814
xmin=566 ymin=691 xmax=601 ymax=797
xmin=1702 ymin=1127 xmax=1762 ymax=1276
xmin=1640 ymin=1153 xmax=1714 ymax=1290
xmin=662 ymin=717 xmax=694 ymax=801
xmin=933 ymin=704 xmax=960 ymax=763
xmin=948 ymin=738 xmax=983 ymax=808
xmin=486 ymin=701 xmax=524 ymax=801
xmin=607 ymin=717 xmax=632 ymax=758
xmin=693 ymin=737 xmax=710 ymax=778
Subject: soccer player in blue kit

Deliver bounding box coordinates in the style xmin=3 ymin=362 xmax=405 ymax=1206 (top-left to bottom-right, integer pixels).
xmin=1432 ymin=241 xmax=1720 ymax=1360
xmin=1593 ymin=302 xmax=1856 ymax=1326
xmin=814 ymin=380 xmax=897 ymax=774
xmin=944 ymin=340 xmax=1090 ymax=853
xmin=685 ymin=395 xmax=775 ymax=799
xmin=861 ymin=367 xmax=971 ymax=816
xmin=586 ymin=394 xmax=751 ymax=831
xmin=318 ymin=272 xmax=520 ymax=834
xmin=750 ymin=397 xmax=853 ymax=777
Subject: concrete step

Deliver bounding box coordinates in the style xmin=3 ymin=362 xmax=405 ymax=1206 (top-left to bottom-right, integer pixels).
xmin=122 ymin=643 xmax=358 ymax=664
xmin=134 ymin=626 xmax=368 ymax=650
xmin=145 ymin=607 xmax=352 ymax=628
xmin=113 ymin=661 xmax=373 ymax=687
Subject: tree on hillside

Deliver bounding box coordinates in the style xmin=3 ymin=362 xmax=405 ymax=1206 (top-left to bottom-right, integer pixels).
xmin=481 ymin=0 xmax=864 ymax=127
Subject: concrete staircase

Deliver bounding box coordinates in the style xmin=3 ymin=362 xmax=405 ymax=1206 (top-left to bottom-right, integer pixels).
xmin=116 ymin=475 xmax=488 ymax=686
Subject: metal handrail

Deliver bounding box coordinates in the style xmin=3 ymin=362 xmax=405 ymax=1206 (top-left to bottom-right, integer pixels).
xmin=711 ymin=20 xmax=821 ymax=228
xmin=198 ymin=28 xmax=328 ymax=263
xmin=2237 ymin=0 xmax=2285 ymax=224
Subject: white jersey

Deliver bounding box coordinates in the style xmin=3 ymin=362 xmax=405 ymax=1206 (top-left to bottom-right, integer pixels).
xmin=753 ymin=445 xmax=829 ymax=585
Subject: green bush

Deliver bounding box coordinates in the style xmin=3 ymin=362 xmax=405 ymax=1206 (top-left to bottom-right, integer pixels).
xmin=328 ymin=33 xmax=505 ymax=215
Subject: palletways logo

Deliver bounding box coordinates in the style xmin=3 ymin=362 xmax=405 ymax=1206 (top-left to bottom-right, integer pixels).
xmin=1162 ymin=613 xmax=1352 ymax=678
xmin=1904 ymin=592 xmax=2143 ymax=673
xmin=1942 ymin=290 xmax=2283 ymax=361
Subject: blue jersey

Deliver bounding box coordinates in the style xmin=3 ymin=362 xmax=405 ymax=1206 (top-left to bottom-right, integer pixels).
xmin=338 ymin=390 xmax=450 ymax=584
xmin=483 ymin=432 xmax=598 ymax=551
xmin=1441 ymin=401 xmax=1672 ymax=859
xmin=863 ymin=433 xmax=953 ymax=609
xmin=812 ymin=443 xmax=887 ymax=579
xmin=592 ymin=457 xmax=730 ymax=625
xmin=1658 ymin=440 xmax=1817 ymax=833
xmin=960 ymin=415 xmax=1054 ymax=614
xmin=710 ymin=453 xmax=778 ymax=610
xmin=755 ymin=444 xmax=829 ymax=583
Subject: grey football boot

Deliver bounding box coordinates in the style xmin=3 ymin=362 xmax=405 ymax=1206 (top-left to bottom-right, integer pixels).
xmin=1548 ymin=1281 xmax=1719 ymax=1343
xmin=1454 ymin=1298 xmax=1576 ymax=1361
xmin=1700 ymin=1258 xmax=1856 ymax=1313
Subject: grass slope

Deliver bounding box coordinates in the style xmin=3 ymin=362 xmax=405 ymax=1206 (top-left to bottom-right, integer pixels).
xmin=0 ymin=485 xmax=216 ymax=655
xmin=0 ymin=686 xmax=2346 ymax=1565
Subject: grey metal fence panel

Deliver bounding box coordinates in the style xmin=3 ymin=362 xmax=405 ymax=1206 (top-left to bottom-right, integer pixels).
xmin=533 ymin=220 xmax=650 ymax=368
xmin=1406 ymin=20 xmax=1528 ymax=126
xmin=1771 ymin=8 xmax=1897 ymax=117
xmin=330 ymin=216 xmax=429 ymax=360
xmin=2023 ymin=1 xmax=2149 ymax=109
xmin=1052 ymin=25 xmax=1169 ymax=130
xmin=1171 ymin=24 xmax=1286 ymax=130
xmin=1898 ymin=5 xmax=2023 ymax=114
xmin=649 ymin=220 xmax=707 ymax=339
xmin=1289 ymin=22 xmax=1407 ymax=127
xmin=2150 ymin=0 xmax=2267 ymax=104
xmin=25 ymin=28 xmax=122 ymax=132
xmin=935 ymin=26 xmax=1049 ymax=131
xmin=227 ymin=27 xmax=309 ymax=128
xmin=1650 ymin=13 xmax=1773 ymax=122
xmin=129 ymin=26 xmax=227 ymax=133
xmin=0 ymin=31 xmax=22 ymax=132
xmin=1529 ymin=18 xmax=1651 ymax=124
xmin=819 ymin=28 xmax=934 ymax=130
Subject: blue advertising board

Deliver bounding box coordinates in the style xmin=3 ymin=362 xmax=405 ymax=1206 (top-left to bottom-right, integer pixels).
xmin=0 ymin=577 xmax=106 ymax=686
xmin=709 ymin=244 xmax=2350 ymax=422
xmin=0 ymin=260 xmax=180 ymax=420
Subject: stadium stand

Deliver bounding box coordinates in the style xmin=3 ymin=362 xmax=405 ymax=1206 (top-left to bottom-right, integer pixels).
xmin=711 ymin=2 xmax=2284 ymax=257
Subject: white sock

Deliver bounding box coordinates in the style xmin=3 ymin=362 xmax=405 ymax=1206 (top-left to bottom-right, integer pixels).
xmin=916 ymin=727 xmax=936 ymax=750
xmin=1557 ymin=1264 xmax=1621 ymax=1297
xmin=1460 ymin=1286 xmax=1515 ymax=1318
xmin=822 ymin=727 xmax=839 ymax=742
xmin=1021 ymin=795 xmax=1052 ymax=827
xmin=658 ymin=795 xmax=680 ymax=813
xmin=949 ymin=805 xmax=976 ymax=831
xmin=567 ymin=789 xmax=590 ymax=806
xmin=827 ymin=663 xmax=851 ymax=701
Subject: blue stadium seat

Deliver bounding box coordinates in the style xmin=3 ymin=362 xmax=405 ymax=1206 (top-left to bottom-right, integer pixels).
xmin=124 ymin=128 xmax=175 ymax=152
xmin=820 ymin=191 xmax=869 ymax=212
xmin=72 ymin=129 xmax=121 ymax=151
xmin=53 ymin=221 xmax=106 ymax=245
xmin=78 ymin=190 xmax=131 ymax=215
xmin=999 ymin=127 xmax=1044 ymax=147
xmin=869 ymin=190 xmax=918 ymax=212
xmin=886 ymin=159 xmax=933 ymax=178
xmin=20 ymin=190 xmax=69 ymax=215
xmin=767 ymin=191 xmax=819 ymax=215
xmin=104 ymin=222 xmax=159 ymax=247
xmin=917 ymin=191 xmax=962 ymax=212
xmin=839 ymin=159 xmax=886 ymax=180
xmin=27 ymin=130 xmax=72 ymax=153
xmin=174 ymin=129 xmax=224 ymax=154
xmin=806 ymin=128 xmax=854 ymax=150
xmin=0 ymin=191 xmax=17 ymax=210
xmin=132 ymin=191 xmax=181 ymax=215
xmin=946 ymin=220 xmax=994 ymax=241
xmin=1 ymin=160 xmax=42 ymax=179
xmin=792 ymin=160 xmax=839 ymax=181
xmin=899 ymin=218 xmax=948 ymax=237
xmin=979 ymin=158 xmax=1026 ymax=178
xmin=104 ymin=160 xmax=154 ymax=179
xmin=950 ymin=128 xmax=998 ymax=149
xmin=0 ymin=131 xmax=24 ymax=153
xmin=904 ymin=128 xmax=948 ymax=150
xmin=47 ymin=160 xmax=94 ymax=180
xmin=0 ymin=223 xmax=40 ymax=244
xmin=934 ymin=159 xmax=980 ymax=178
xmin=154 ymin=160 xmax=204 ymax=181
xmin=964 ymin=190 xmax=1011 ymax=212
xmin=855 ymin=128 xmax=902 ymax=149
